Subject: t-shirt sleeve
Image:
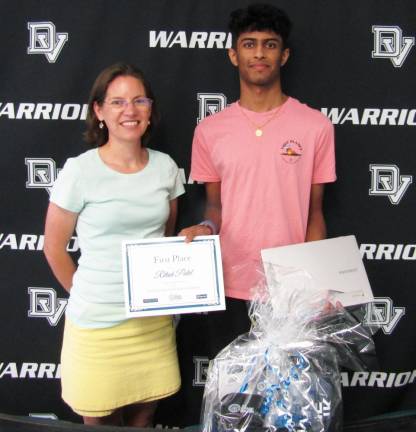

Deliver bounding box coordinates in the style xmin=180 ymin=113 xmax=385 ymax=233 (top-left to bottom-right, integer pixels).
xmin=168 ymin=157 xmax=185 ymax=200
xmin=312 ymin=118 xmax=337 ymax=184
xmin=190 ymin=124 xmax=221 ymax=182
xmin=50 ymin=158 xmax=85 ymax=213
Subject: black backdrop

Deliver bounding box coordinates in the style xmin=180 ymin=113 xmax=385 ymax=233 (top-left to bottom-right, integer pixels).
xmin=0 ymin=0 xmax=415 ymax=427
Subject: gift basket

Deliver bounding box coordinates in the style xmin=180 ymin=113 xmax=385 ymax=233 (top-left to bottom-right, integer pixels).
xmin=201 ymin=265 xmax=376 ymax=432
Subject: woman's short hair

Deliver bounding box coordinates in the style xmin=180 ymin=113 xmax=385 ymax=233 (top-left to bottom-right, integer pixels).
xmin=84 ymin=62 xmax=159 ymax=147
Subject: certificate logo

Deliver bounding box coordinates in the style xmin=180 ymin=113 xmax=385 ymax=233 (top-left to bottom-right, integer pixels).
xmin=369 ymin=164 xmax=413 ymax=204
xmin=372 ymin=26 xmax=415 ymax=67
xmin=364 ymin=297 xmax=405 ymax=335
xmin=27 ymin=22 xmax=68 ymax=63
xmin=28 ymin=287 xmax=67 ymax=326
xmin=280 ymin=140 xmax=303 ymax=164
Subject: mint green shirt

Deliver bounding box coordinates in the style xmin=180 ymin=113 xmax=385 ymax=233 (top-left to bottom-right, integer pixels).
xmin=50 ymin=148 xmax=185 ymax=328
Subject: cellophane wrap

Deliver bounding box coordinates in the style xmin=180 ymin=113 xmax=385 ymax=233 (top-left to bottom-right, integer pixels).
xmin=201 ymin=265 xmax=376 ymax=432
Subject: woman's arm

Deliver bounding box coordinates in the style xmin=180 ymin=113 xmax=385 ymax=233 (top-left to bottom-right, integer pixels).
xmin=44 ymin=202 xmax=78 ymax=292
xmin=165 ymin=198 xmax=178 ymax=236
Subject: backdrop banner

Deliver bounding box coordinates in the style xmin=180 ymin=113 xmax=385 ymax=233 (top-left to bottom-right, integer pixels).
xmin=0 ymin=0 xmax=415 ymax=427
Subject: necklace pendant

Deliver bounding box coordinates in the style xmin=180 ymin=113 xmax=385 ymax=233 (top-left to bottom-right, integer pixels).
xmin=255 ymin=129 xmax=263 ymax=137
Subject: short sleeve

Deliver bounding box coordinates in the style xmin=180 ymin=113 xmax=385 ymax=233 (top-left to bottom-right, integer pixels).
xmin=190 ymin=124 xmax=221 ymax=182
xmin=168 ymin=158 xmax=185 ymax=200
xmin=50 ymin=158 xmax=85 ymax=213
xmin=312 ymin=118 xmax=337 ymax=184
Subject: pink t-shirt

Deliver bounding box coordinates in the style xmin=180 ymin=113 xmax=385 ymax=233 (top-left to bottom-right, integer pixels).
xmin=191 ymin=97 xmax=336 ymax=300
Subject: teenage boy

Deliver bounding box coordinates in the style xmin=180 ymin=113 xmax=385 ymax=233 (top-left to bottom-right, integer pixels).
xmin=180 ymin=3 xmax=336 ymax=348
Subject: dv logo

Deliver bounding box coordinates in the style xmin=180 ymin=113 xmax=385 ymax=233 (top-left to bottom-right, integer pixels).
xmin=28 ymin=287 xmax=67 ymax=326
xmin=372 ymin=26 xmax=415 ymax=67
xmin=193 ymin=356 xmax=209 ymax=386
xmin=25 ymin=158 xmax=60 ymax=195
xmin=27 ymin=22 xmax=68 ymax=63
xmin=197 ymin=93 xmax=227 ymax=123
xmin=369 ymin=164 xmax=412 ymax=204
xmin=364 ymin=297 xmax=405 ymax=335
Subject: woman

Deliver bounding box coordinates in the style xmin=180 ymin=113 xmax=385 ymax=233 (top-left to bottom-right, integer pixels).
xmin=44 ymin=63 xmax=184 ymax=426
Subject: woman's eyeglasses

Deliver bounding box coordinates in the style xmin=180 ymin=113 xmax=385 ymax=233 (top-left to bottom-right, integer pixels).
xmin=104 ymin=97 xmax=153 ymax=111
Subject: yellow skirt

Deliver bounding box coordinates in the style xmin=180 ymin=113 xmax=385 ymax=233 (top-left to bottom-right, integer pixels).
xmin=61 ymin=316 xmax=180 ymax=417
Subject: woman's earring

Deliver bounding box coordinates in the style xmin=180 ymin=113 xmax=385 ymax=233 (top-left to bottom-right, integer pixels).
xmin=99 ymin=121 xmax=104 ymax=129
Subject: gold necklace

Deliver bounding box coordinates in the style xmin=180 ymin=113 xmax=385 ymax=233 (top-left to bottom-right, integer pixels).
xmin=238 ymin=102 xmax=284 ymax=137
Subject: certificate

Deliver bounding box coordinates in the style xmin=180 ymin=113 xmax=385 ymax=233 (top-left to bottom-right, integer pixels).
xmin=122 ymin=236 xmax=225 ymax=317
xmin=261 ymin=235 xmax=374 ymax=307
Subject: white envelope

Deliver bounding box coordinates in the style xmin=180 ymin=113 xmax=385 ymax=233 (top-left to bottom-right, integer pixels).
xmin=261 ymin=235 xmax=374 ymax=307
